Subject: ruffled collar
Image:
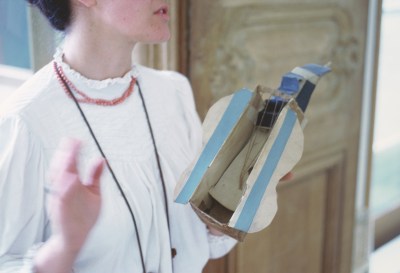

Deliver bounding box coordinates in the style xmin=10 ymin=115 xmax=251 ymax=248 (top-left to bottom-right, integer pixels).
xmin=53 ymin=48 xmax=139 ymax=90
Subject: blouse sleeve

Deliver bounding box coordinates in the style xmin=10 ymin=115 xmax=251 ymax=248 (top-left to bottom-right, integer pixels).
xmin=0 ymin=115 xmax=49 ymax=272
xmin=169 ymin=72 xmax=202 ymax=156
xmin=169 ymin=72 xmax=238 ymax=259
xmin=207 ymin=232 xmax=237 ymax=259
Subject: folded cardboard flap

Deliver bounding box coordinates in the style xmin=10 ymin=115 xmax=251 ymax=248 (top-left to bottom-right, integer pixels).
xmin=190 ymin=89 xmax=262 ymax=208
xmin=229 ymin=99 xmax=304 ymax=235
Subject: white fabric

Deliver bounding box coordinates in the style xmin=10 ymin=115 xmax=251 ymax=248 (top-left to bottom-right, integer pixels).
xmin=0 ymin=58 xmax=236 ymax=273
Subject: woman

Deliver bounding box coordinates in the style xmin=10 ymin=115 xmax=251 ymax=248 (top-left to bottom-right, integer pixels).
xmin=0 ymin=0 xmax=237 ymax=272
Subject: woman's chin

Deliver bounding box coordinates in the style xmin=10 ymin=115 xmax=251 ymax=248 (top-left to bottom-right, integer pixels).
xmin=152 ymin=30 xmax=171 ymax=43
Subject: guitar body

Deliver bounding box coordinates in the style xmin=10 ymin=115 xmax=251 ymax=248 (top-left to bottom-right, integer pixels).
xmin=174 ymin=64 xmax=330 ymax=241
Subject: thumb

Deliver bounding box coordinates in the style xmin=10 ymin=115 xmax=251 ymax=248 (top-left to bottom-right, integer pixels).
xmin=85 ymin=158 xmax=105 ymax=195
xmin=280 ymin=172 xmax=293 ymax=181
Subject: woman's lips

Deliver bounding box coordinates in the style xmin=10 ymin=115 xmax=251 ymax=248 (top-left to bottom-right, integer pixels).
xmin=154 ymin=5 xmax=169 ymax=21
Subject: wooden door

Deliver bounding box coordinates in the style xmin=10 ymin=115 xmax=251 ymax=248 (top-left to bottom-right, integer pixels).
xmin=184 ymin=1 xmax=370 ymax=273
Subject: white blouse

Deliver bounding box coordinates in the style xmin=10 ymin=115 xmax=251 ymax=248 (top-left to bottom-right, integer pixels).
xmin=0 ymin=55 xmax=236 ymax=273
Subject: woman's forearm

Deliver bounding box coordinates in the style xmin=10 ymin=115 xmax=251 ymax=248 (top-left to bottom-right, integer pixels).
xmin=34 ymin=235 xmax=82 ymax=273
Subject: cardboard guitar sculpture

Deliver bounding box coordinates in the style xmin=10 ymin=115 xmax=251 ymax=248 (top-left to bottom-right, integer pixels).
xmin=175 ymin=64 xmax=331 ymax=241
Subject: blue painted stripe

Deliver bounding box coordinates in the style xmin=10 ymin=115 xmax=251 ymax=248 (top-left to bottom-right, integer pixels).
xmin=302 ymin=64 xmax=331 ymax=76
xmin=234 ymin=109 xmax=297 ymax=231
xmin=175 ymin=89 xmax=253 ymax=204
xmin=278 ymin=72 xmax=304 ymax=94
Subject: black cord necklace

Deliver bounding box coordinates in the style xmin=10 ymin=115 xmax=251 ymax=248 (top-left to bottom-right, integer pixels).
xmin=53 ymin=62 xmax=175 ymax=273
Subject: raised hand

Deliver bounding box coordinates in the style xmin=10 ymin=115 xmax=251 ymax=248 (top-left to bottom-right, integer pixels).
xmin=35 ymin=138 xmax=105 ymax=273
xmin=47 ymin=138 xmax=105 ymax=251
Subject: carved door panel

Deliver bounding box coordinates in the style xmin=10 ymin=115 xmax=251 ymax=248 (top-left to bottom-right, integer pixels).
xmin=185 ymin=1 xmax=369 ymax=273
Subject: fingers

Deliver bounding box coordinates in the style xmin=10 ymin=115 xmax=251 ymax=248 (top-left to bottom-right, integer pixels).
xmin=48 ymin=138 xmax=81 ymax=194
xmin=49 ymin=138 xmax=81 ymax=181
xmin=280 ymin=172 xmax=293 ymax=181
xmin=49 ymin=138 xmax=105 ymax=195
xmin=85 ymin=158 xmax=105 ymax=195
xmin=208 ymin=226 xmax=224 ymax=236
xmin=59 ymin=138 xmax=81 ymax=174
xmin=56 ymin=172 xmax=80 ymax=200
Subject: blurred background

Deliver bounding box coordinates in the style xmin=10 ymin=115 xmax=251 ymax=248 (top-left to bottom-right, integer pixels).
xmin=0 ymin=0 xmax=399 ymax=272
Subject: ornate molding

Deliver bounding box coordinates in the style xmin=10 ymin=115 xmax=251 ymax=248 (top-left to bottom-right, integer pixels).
xmin=190 ymin=4 xmax=360 ymax=117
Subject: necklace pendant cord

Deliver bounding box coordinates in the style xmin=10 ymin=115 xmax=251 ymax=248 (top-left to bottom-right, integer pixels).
xmin=137 ymin=81 xmax=176 ymax=260
xmin=53 ymin=62 xmax=175 ymax=273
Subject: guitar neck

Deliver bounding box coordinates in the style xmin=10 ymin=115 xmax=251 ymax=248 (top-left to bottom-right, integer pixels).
xmin=256 ymin=63 xmax=331 ymax=128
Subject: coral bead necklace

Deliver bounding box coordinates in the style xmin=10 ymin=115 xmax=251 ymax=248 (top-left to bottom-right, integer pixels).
xmin=53 ymin=61 xmax=136 ymax=106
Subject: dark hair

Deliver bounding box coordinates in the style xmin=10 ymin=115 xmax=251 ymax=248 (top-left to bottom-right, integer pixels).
xmin=27 ymin=0 xmax=71 ymax=31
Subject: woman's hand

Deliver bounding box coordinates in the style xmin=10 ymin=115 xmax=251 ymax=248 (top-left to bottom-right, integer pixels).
xmin=48 ymin=138 xmax=105 ymax=251
xmin=280 ymin=171 xmax=293 ymax=181
xmin=34 ymin=138 xmax=104 ymax=273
